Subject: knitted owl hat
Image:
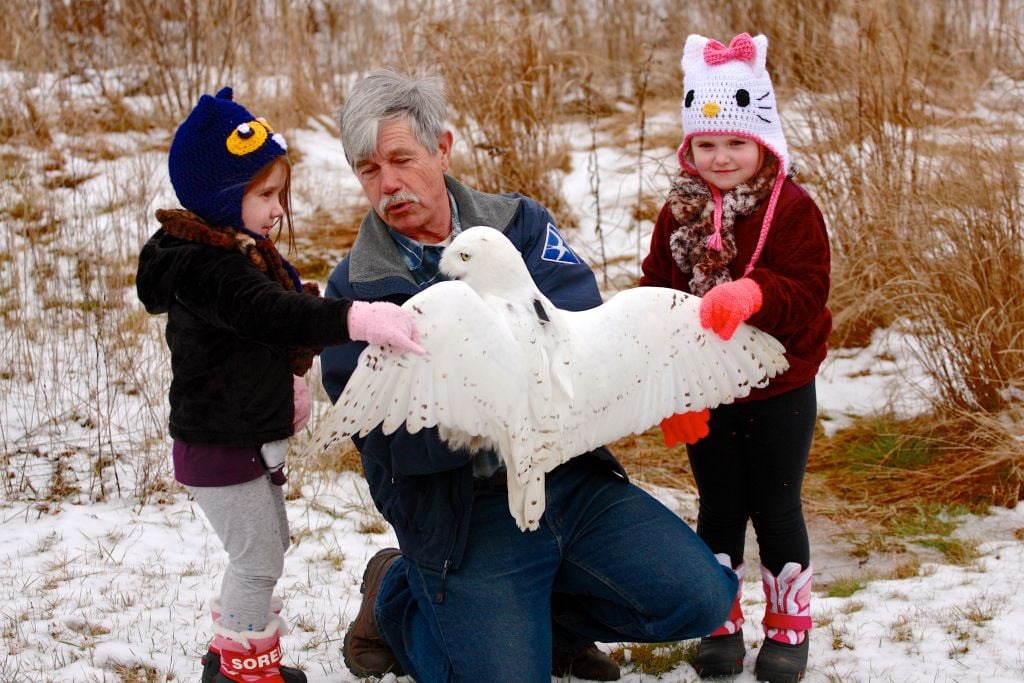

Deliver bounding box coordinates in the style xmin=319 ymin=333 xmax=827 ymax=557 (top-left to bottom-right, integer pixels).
xmin=678 ymin=33 xmax=787 ymax=274
xmin=168 ymin=87 xmax=288 ymax=230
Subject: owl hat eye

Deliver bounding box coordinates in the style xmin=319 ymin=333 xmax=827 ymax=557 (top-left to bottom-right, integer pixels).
xmin=226 ymin=121 xmax=269 ymax=156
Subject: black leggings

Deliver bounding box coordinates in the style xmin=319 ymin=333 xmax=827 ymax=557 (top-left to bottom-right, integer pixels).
xmin=686 ymin=381 xmax=816 ymax=576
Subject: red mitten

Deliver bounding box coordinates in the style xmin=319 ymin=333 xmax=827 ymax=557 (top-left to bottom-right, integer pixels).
xmin=699 ymin=278 xmax=763 ymax=340
xmin=292 ymin=374 xmax=311 ymax=433
xmin=659 ymin=409 xmax=710 ymax=447
xmin=347 ymin=301 xmax=425 ymax=354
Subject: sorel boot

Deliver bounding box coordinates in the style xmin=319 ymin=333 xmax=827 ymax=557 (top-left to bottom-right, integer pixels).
xmin=211 ymin=614 xmax=305 ymax=683
xmin=202 ymin=598 xmax=305 ymax=683
xmin=754 ymin=562 xmax=812 ymax=683
xmin=692 ymin=554 xmax=746 ymax=678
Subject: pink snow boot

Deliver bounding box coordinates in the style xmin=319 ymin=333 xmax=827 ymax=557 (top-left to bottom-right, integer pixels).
xmin=692 ymin=554 xmax=746 ymax=678
xmin=209 ymin=614 xmax=305 ymax=683
xmin=201 ymin=598 xmax=305 ymax=683
xmin=755 ymin=562 xmax=812 ymax=683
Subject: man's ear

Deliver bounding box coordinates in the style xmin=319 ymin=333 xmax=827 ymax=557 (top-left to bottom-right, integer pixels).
xmin=437 ymin=130 xmax=453 ymax=171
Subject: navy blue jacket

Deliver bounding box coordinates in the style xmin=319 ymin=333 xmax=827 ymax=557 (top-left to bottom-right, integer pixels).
xmin=321 ymin=176 xmax=626 ymax=572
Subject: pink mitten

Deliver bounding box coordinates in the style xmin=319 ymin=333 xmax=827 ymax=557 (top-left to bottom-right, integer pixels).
xmin=292 ymin=374 xmax=311 ymax=433
xmin=699 ymin=278 xmax=763 ymax=340
xmin=347 ymin=301 xmax=425 ymax=355
xmin=659 ymin=409 xmax=710 ymax=447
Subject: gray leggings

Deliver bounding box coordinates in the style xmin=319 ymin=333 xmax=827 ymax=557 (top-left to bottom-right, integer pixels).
xmin=188 ymin=474 xmax=290 ymax=632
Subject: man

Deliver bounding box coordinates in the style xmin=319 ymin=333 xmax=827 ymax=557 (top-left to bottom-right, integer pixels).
xmin=320 ymin=68 xmax=737 ymax=682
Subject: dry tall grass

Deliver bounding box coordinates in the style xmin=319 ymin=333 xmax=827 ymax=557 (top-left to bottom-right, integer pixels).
xmin=1 ymin=0 xmax=1022 ymax=508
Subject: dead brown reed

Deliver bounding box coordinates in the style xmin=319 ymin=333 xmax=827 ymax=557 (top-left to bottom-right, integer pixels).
xmin=408 ymin=5 xmax=579 ymax=226
xmin=2 ymin=0 xmax=1022 ymax=512
xmin=810 ymin=411 xmax=1023 ymax=511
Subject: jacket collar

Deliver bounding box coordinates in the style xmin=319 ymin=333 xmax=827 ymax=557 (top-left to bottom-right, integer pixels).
xmin=347 ymin=175 xmax=520 ymax=286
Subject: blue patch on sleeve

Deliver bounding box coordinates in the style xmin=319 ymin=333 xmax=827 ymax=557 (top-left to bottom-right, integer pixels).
xmin=541 ymin=223 xmax=581 ymax=264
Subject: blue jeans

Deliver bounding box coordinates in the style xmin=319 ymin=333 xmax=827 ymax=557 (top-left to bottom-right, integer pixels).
xmin=375 ymin=456 xmax=737 ymax=682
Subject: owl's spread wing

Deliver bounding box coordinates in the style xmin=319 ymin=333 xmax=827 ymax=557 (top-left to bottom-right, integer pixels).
xmin=312 ymin=281 xmax=530 ymax=456
xmin=519 ymin=287 xmax=789 ymax=474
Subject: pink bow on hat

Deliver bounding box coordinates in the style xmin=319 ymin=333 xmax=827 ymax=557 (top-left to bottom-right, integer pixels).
xmin=703 ymin=33 xmax=756 ymax=65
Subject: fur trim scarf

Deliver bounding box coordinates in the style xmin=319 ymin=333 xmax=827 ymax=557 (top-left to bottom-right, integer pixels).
xmin=666 ymin=155 xmax=779 ymax=296
xmin=155 ymin=208 xmax=321 ymax=376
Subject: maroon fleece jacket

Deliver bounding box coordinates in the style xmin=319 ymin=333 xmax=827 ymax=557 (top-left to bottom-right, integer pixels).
xmin=640 ymin=178 xmax=832 ymax=401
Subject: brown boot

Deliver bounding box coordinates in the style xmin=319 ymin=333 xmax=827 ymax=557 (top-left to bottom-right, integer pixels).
xmin=343 ymin=548 xmax=405 ymax=678
xmin=551 ymin=642 xmax=621 ymax=681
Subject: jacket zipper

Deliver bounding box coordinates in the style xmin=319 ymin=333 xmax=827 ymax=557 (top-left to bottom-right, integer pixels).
xmin=434 ymin=558 xmax=451 ymax=603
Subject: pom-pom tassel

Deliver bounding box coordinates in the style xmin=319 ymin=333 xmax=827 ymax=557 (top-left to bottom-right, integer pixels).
xmin=706 ymin=184 xmax=725 ymax=251
xmin=706 ymin=230 xmax=723 ymax=251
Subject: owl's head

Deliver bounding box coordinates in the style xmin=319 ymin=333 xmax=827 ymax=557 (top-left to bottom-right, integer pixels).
xmin=677 ymin=33 xmax=788 ymax=178
xmin=440 ymin=226 xmax=537 ymax=300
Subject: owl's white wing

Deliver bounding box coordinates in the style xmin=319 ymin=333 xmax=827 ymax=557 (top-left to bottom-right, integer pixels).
xmin=522 ymin=286 xmax=788 ymax=472
xmin=311 ymin=280 xmax=530 ymax=455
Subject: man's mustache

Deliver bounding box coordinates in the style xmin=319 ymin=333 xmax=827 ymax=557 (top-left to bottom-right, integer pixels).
xmin=379 ymin=191 xmax=421 ymax=215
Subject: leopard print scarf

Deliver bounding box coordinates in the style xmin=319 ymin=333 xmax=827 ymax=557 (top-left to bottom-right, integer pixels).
xmin=154 ymin=208 xmax=321 ymax=376
xmin=666 ymin=155 xmax=779 ymax=296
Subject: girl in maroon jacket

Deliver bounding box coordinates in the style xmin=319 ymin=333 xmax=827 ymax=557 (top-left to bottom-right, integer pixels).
xmin=639 ymin=34 xmax=831 ymax=683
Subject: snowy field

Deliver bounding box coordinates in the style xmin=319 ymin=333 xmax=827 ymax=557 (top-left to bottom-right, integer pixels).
xmin=2 ymin=87 xmax=1023 ymax=682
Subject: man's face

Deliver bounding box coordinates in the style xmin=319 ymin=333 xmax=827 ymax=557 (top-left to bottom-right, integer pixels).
xmin=353 ymin=118 xmax=453 ymax=242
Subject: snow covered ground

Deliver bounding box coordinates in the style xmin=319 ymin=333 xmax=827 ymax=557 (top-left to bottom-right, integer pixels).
xmin=2 ymin=96 xmax=1022 ymax=683
xmin=3 ymin=471 xmax=1023 ymax=682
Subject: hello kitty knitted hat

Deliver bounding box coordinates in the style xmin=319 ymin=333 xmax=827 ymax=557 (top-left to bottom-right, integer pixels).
xmin=678 ymin=33 xmax=787 ymax=274
xmin=168 ymin=87 xmax=288 ymax=230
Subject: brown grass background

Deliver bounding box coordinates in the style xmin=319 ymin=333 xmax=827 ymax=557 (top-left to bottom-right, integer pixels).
xmin=1 ymin=0 xmax=1022 ymax=525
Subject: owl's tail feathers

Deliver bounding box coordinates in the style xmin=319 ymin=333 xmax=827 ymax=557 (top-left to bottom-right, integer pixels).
xmin=506 ymin=467 xmax=546 ymax=532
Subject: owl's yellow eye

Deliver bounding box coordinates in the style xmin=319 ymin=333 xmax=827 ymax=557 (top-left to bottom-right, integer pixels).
xmin=226 ymin=120 xmax=269 ymax=156
xmin=257 ymin=117 xmax=274 ymax=133
xmin=460 ymin=253 xmax=470 ymax=262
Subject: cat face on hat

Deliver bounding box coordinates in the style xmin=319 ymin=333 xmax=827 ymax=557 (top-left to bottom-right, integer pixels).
xmin=678 ymin=34 xmax=788 ymax=178
xmin=168 ymin=87 xmax=288 ymax=230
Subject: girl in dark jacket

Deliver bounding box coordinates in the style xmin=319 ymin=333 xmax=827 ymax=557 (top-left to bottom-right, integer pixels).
xmin=136 ymin=87 xmax=421 ymax=683
xmin=640 ymin=34 xmax=831 ymax=683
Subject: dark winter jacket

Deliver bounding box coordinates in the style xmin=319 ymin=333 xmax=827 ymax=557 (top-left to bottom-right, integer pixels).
xmin=136 ymin=209 xmax=355 ymax=446
xmin=320 ymin=175 xmax=626 ymax=572
xmin=640 ymin=178 xmax=832 ymax=400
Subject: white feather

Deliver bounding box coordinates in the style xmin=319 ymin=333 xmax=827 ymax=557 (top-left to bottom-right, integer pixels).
xmin=313 ymin=226 xmax=789 ymax=531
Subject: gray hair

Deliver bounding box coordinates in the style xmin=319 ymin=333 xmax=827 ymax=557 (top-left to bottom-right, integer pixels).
xmin=339 ymin=68 xmax=449 ymax=167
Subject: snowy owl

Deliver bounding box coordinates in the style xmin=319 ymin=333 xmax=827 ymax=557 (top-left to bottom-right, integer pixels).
xmin=314 ymin=226 xmax=789 ymax=531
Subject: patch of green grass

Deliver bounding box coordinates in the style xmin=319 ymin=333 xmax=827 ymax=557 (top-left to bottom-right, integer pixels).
xmin=840 ymin=426 xmax=937 ymax=472
xmin=889 ymin=503 xmax=970 ymax=538
xmin=917 ymin=537 xmax=980 ymax=565
xmin=843 ymin=530 xmax=906 ymax=559
xmin=822 ymin=575 xmax=872 ymax=598
xmin=612 ymin=640 xmax=695 ymax=676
